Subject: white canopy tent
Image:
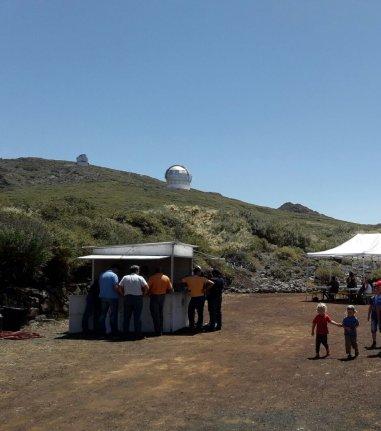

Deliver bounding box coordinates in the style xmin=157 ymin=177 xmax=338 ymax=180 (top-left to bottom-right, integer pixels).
xmin=307 ymin=233 xmax=381 ymax=259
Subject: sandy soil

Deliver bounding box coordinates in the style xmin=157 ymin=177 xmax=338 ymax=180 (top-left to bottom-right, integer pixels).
xmin=1 ymin=294 xmax=381 ymax=431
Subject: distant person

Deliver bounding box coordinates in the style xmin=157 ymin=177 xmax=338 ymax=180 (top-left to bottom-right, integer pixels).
xmin=342 ymin=305 xmax=359 ymax=359
xmin=148 ymin=267 xmax=173 ymax=336
xmin=206 ymin=269 xmax=225 ymax=331
xmin=119 ymin=265 xmax=148 ymax=339
xmin=367 ymin=281 xmax=381 ymax=349
xmin=357 ymin=277 xmax=373 ymax=303
xmin=324 ymin=276 xmax=339 ymax=301
xmin=182 ymin=266 xmax=214 ymax=331
xmin=346 ymin=272 xmax=357 ymax=302
xmin=98 ymin=267 xmax=120 ymax=337
xmin=311 ymin=303 xmax=341 ymax=359
xmin=82 ymin=279 xmax=101 ymax=334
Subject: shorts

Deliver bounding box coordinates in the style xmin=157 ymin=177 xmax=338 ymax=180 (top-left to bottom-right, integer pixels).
xmin=371 ymin=319 xmax=379 ymax=333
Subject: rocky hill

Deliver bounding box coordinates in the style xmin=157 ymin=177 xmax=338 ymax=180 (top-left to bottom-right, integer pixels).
xmin=278 ymin=202 xmax=324 ymax=217
xmin=0 ymin=157 xmax=378 ymax=304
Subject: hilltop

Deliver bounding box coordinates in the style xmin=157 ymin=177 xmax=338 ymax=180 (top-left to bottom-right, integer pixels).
xmin=0 ymin=157 xmax=377 ymax=304
xmin=278 ymin=202 xmax=324 ymax=217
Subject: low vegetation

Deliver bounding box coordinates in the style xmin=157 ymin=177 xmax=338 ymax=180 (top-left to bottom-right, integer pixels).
xmin=0 ymin=157 xmax=379 ymax=304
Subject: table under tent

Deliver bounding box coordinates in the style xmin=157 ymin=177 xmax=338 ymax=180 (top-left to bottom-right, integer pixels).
xmin=69 ymin=242 xmax=196 ymax=334
xmin=306 ymin=233 xmax=381 ymax=301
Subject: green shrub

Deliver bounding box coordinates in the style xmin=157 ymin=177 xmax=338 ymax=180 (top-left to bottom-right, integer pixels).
xmin=221 ymin=246 xmax=260 ymax=272
xmin=274 ymin=246 xmax=303 ymax=262
xmin=314 ymin=262 xmax=344 ymax=285
xmin=371 ymin=268 xmax=381 ymax=282
xmin=241 ymin=212 xmax=311 ymax=249
xmin=0 ymin=210 xmax=52 ymax=289
xmin=269 ymin=261 xmax=294 ymax=282
xmin=125 ymin=212 xmax=163 ymax=236
xmin=40 ymin=196 xmax=95 ymax=221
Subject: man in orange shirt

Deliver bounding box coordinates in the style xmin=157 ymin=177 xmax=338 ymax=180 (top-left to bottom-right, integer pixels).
xmin=182 ymin=266 xmax=214 ymax=331
xmin=148 ymin=267 xmax=173 ymax=336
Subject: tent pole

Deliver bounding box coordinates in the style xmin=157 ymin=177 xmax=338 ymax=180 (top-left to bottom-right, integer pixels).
xmin=362 ymin=256 xmax=365 ymax=278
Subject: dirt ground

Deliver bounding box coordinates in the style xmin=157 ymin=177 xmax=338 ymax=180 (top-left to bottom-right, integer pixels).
xmin=1 ymin=294 xmax=381 ymax=431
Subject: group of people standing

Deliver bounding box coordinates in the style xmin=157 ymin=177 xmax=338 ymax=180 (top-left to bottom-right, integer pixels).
xmin=82 ymin=264 xmax=224 ymax=338
xmin=312 ymin=279 xmax=381 ymax=360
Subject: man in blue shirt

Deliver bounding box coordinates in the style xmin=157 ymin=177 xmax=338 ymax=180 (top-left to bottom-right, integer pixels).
xmin=98 ymin=267 xmax=120 ymax=336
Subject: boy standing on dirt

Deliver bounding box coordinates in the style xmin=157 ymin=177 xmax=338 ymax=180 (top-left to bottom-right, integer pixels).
xmin=342 ymin=305 xmax=359 ymax=359
xmin=311 ymin=303 xmax=341 ymax=359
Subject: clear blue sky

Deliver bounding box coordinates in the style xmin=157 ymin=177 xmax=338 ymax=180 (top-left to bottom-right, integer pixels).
xmin=1 ymin=1 xmax=381 ymax=224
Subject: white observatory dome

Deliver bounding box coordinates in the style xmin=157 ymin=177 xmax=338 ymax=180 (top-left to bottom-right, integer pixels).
xmin=165 ymin=165 xmax=192 ymax=190
xmin=76 ymin=154 xmax=89 ymax=166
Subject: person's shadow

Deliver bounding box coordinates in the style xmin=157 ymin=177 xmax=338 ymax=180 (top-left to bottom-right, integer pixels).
xmin=338 ymin=356 xmax=356 ymax=362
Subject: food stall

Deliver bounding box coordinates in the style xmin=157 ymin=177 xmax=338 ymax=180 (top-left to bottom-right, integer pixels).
xmin=69 ymin=241 xmax=196 ymax=333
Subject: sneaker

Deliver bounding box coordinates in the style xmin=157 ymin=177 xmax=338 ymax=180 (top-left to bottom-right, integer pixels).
xmin=347 ymin=354 xmax=353 ymax=360
xmin=370 ymin=342 xmax=376 ymax=349
xmin=313 ymin=354 xmax=320 ymax=359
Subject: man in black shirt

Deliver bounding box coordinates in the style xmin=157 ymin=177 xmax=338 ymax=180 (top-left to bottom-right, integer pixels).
xmin=82 ymin=279 xmax=101 ymax=334
xmin=206 ymin=269 xmax=225 ymax=331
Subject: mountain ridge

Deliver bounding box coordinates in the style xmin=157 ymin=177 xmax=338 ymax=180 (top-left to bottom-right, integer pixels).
xmin=0 ymin=157 xmax=362 ymax=225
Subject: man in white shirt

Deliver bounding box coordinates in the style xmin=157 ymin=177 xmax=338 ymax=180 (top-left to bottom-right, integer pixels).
xmin=119 ymin=265 xmax=148 ymax=338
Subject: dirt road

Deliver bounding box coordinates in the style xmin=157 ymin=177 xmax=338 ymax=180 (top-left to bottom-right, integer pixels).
xmin=1 ymin=294 xmax=381 ymax=431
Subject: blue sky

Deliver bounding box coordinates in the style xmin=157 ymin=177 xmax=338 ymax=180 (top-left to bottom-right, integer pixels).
xmin=1 ymin=1 xmax=381 ymax=224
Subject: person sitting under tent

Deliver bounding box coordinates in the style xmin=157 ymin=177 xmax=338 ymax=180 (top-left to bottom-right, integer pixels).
xmin=346 ymin=272 xmax=357 ymax=302
xmin=323 ymin=276 xmax=339 ymax=301
xmin=357 ymin=276 xmax=373 ymax=304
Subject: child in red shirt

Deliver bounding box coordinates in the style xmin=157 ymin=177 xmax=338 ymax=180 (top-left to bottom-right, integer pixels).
xmin=311 ymin=303 xmax=341 ymax=358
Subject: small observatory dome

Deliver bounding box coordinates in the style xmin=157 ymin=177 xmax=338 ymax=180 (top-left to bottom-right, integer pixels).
xmin=76 ymin=154 xmax=89 ymax=166
xmin=165 ymin=165 xmax=192 ymax=190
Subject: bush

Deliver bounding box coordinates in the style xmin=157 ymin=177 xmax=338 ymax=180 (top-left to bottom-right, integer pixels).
xmin=242 ymin=212 xmax=311 ymax=249
xmin=274 ymin=246 xmax=303 ymax=262
xmin=371 ymin=268 xmax=381 ymax=282
xmin=40 ymin=196 xmax=95 ymax=221
xmin=125 ymin=212 xmax=163 ymax=236
xmin=314 ymin=262 xmax=344 ymax=285
xmin=221 ymin=246 xmax=260 ymax=272
xmin=0 ymin=210 xmax=52 ymax=289
xmin=269 ymin=261 xmax=294 ymax=282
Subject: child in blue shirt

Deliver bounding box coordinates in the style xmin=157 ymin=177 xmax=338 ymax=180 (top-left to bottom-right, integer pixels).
xmin=342 ymin=305 xmax=359 ymax=359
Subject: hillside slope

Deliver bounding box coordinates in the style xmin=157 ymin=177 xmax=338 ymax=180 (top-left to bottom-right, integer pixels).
xmin=0 ymin=157 xmax=378 ymax=299
xmin=0 ymin=157 xmax=363 ymax=226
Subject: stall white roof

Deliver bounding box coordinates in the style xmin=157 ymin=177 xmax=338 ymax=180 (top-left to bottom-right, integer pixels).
xmin=78 ymin=241 xmax=196 ymax=260
xmin=308 ymin=233 xmax=381 ymax=258
xmin=78 ymin=255 xmax=169 ymax=260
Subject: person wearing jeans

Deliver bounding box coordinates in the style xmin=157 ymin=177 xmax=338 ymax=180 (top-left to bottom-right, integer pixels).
xmin=182 ymin=266 xmax=214 ymax=331
xmin=123 ymin=295 xmax=143 ymax=335
xmin=119 ymin=265 xmax=148 ymax=338
xmin=98 ymin=267 xmax=120 ymax=336
xmin=148 ymin=268 xmax=173 ymax=336
xmin=99 ymin=298 xmax=119 ymax=335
